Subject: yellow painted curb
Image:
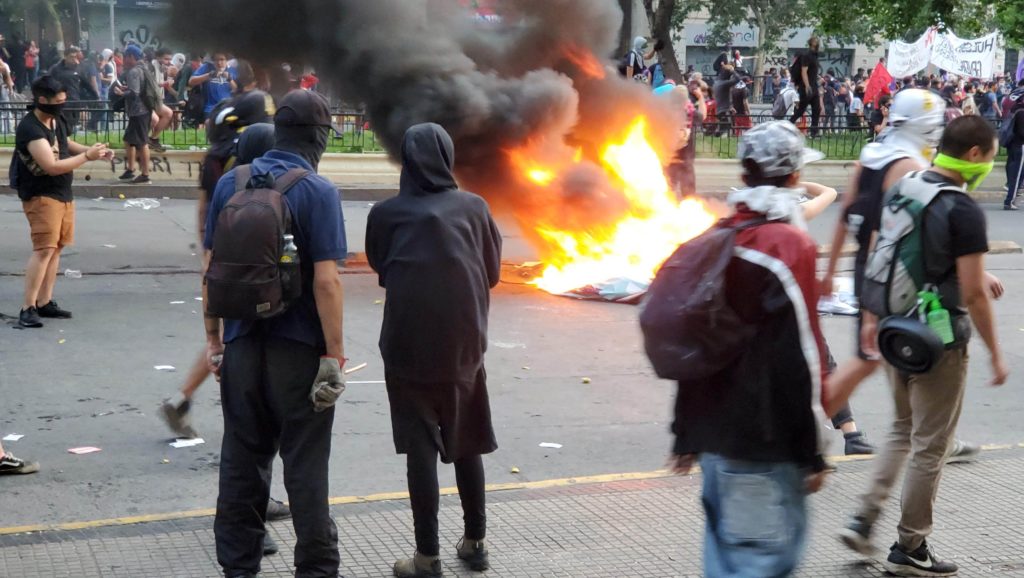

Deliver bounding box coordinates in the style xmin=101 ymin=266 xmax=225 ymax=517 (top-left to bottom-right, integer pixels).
xmin=0 ymin=445 xmax=1018 ymax=536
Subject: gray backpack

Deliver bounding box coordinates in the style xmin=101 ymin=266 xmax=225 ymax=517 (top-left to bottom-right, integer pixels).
xmin=860 ymin=172 xmax=958 ymax=317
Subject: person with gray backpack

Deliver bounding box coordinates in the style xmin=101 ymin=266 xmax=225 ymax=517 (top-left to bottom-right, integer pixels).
xmin=838 ymin=115 xmax=1008 ymax=577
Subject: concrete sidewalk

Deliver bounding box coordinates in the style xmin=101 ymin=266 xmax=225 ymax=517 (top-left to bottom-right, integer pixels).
xmin=2 ymin=448 xmax=1023 ymax=577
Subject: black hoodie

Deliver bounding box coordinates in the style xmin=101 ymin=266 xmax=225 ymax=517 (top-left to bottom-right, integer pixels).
xmin=366 ymin=123 xmax=503 ymax=383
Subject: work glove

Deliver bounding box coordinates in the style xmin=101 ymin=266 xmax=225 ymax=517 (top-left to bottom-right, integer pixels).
xmin=310 ymin=356 xmax=346 ymax=412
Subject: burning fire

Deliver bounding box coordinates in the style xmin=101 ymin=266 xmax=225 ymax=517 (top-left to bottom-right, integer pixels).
xmin=519 ymin=117 xmax=719 ymax=295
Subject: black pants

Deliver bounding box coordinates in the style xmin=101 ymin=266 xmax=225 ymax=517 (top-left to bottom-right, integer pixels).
xmin=405 ymin=421 xmax=486 ymax=556
xmin=824 ymin=342 xmax=855 ymax=429
xmin=790 ymin=89 xmax=821 ymax=136
xmin=215 ymin=334 xmax=339 ymax=578
xmin=1006 ymin=144 xmax=1024 ymax=206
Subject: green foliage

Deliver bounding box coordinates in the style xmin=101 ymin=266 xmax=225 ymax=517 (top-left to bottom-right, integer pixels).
xmin=992 ymin=0 xmax=1024 ymax=47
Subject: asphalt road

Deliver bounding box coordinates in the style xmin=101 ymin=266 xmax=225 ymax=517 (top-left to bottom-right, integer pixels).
xmin=0 ymin=195 xmax=1022 ymax=529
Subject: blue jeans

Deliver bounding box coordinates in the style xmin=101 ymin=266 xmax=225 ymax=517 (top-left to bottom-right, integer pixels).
xmin=700 ymin=454 xmax=808 ymax=578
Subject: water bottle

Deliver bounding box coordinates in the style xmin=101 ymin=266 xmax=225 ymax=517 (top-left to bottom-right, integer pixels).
xmin=279 ymin=234 xmax=301 ymax=301
xmin=280 ymin=234 xmax=299 ymax=264
xmin=919 ymin=291 xmax=954 ymax=345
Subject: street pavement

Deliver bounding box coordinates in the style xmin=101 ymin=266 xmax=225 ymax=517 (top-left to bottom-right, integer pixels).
xmin=0 ymin=194 xmax=1023 ymax=576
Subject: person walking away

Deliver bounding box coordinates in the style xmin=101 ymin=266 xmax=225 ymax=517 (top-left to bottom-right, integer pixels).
xmin=366 ymin=123 xmax=502 ymax=578
xmin=838 ymin=114 xmax=1008 ymax=576
xmin=189 ymin=53 xmax=237 ymax=120
xmin=114 ymin=45 xmax=154 ymax=184
xmin=13 ymin=75 xmax=112 ymax=328
xmin=645 ymin=120 xmax=832 ymax=577
xmin=204 ymin=89 xmax=346 ymax=578
xmin=1002 ymin=82 xmax=1024 ymax=210
xmin=161 ymin=62 xmax=275 ymax=436
xmin=730 ymin=77 xmax=752 ymax=136
xmin=790 ymin=37 xmax=823 ymax=137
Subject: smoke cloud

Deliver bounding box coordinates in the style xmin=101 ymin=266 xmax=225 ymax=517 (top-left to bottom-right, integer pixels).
xmin=167 ymin=0 xmax=682 ymax=241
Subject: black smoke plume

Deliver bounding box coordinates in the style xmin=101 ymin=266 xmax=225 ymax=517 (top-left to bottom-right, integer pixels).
xmin=167 ymin=0 xmax=682 ymax=248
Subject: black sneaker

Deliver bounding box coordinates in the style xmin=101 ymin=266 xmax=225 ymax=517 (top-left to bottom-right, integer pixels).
xmin=844 ymin=431 xmax=875 ymax=455
xmin=149 ymin=137 xmax=167 ymax=153
xmin=263 ymin=534 xmax=279 ymax=556
xmin=0 ymin=452 xmax=40 ymax=475
xmin=883 ymin=541 xmax=958 ymax=576
xmin=131 ymin=174 xmax=151 ymax=184
xmin=838 ymin=515 xmax=876 ymax=556
xmin=266 ymin=498 xmax=292 ymax=521
xmin=37 ymin=300 xmax=72 ymax=319
xmin=18 ymin=307 xmax=43 ymax=328
xmin=118 ymin=170 xmax=136 ymax=181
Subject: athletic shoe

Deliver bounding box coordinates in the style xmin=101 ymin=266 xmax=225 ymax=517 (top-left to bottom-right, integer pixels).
xmin=149 ymin=137 xmax=167 ymax=153
xmin=18 ymin=307 xmax=43 ymax=328
xmin=456 ymin=536 xmax=489 ymax=571
xmin=838 ymin=515 xmax=876 ymax=556
xmin=0 ymin=452 xmax=40 ymax=475
xmin=1005 ymin=203 xmax=1019 ymax=211
xmin=883 ymin=541 xmax=958 ymax=576
xmin=393 ymin=552 xmax=443 ymax=577
xmin=159 ymin=398 xmax=199 ymax=439
xmin=131 ymin=174 xmax=151 ymax=184
xmin=266 ymin=498 xmax=292 ymax=521
xmin=263 ymin=534 xmax=279 ymax=556
xmin=36 ymin=300 xmax=72 ymax=319
xmin=844 ymin=431 xmax=875 ymax=455
xmin=946 ymin=439 xmax=980 ymax=464
xmin=118 ymin=170 xmax=135 ymax=181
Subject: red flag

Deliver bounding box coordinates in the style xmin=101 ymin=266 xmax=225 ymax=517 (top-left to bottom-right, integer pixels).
xmin=864 ymin=61 xmax=893 ymax=107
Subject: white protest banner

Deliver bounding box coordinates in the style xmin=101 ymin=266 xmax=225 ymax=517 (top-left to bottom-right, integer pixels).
xmin=887 ymin=29 xmax=934 ymax=78
xmin=930 ymin=31 xmax=999 ymax=79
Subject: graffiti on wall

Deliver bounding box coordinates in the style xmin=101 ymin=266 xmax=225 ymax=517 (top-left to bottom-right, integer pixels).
xmin=119 ymin=25 xmax=162 ymax=50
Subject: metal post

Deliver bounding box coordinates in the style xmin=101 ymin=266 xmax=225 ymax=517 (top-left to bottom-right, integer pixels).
xmin=73 ymin=0 xmax=83 ymax=46
xmin=110 ymin=0 xmax=117 ymax=48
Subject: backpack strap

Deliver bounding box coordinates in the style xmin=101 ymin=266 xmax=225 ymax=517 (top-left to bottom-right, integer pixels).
xmin=272 ymin=168 xmax=311 ymax=196
xmin=234 ymin=165 xmax=252 ymax=194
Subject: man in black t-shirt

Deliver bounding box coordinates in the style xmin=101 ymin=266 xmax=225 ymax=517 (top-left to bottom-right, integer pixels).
xmin=789 ymin=37 xmax=822 ymax=137
xmin=839 ymin=115 xmax=1008 ymax=577
xmin=15 ymin=76 xmax=111 ymax=328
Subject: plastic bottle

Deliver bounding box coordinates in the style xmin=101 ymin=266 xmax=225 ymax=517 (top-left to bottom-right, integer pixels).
xmin=280 ymin=234 xmax=299 ymax=264
xmin=919 ymin=290 xmax=954 ymax=345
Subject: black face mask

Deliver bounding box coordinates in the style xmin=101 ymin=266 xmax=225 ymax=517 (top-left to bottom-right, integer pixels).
xmin=36 ymin=102 xmax=65 ymax=117
xmin=275 ymin=125 xmax=329 ymax=170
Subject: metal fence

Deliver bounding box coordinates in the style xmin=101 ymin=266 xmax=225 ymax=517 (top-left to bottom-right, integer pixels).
xmin=0 ymin=102 xmax=381 ymax=152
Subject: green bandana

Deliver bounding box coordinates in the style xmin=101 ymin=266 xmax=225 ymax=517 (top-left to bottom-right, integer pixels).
xmin=932 ymin=153 xmax=995 ymax=192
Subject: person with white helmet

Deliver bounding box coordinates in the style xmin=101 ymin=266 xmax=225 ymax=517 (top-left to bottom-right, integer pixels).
xmin=663 ymin=120 xmax=833 ymax=577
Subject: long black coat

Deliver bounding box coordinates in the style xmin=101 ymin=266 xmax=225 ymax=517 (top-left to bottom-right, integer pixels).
xmin=366 ymin=123 xmax=502 ymax=385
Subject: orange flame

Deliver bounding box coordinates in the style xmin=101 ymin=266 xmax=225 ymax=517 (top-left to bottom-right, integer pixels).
xmin=563 ymin=44 xmax=607 ymax=79
xmin=517 ymin=117 xmax=718 ymax=294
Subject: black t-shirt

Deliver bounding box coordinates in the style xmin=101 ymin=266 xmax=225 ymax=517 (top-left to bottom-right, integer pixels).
xmin=48 ymin=60 xmax=83 ymax=101
xmin=15 ymin=111 xmax=73 ymax=202
xmin=796 ymin=52 xmax=819 ymax=92
xmin=920 ymin=171 xmax=988 ymax=315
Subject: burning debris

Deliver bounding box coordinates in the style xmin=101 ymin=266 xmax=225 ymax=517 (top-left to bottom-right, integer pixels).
xmin=168 ymin=0 xmax=721 ymax=296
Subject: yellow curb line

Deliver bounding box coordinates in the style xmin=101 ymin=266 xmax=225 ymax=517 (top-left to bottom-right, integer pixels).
xmin=1 ymin=445 xmax=1018 ymax=536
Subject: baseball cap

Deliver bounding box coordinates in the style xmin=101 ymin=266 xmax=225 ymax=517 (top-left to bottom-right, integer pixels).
xmin=274 ymin=89 xmax=340 ymax=135
xmin=738 ymin=121 xmax=825 ymax=178
xmin=101 ymin=48 xmax=113 ymax=60
xmin=124 ymin=45 xmax=143 ymax=60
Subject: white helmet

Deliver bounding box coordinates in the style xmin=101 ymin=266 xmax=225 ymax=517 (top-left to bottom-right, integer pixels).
xmin=738 ymin=121 xmax=825 ymax=178
xmin=888 ymin=89 xmax=946 ymax=146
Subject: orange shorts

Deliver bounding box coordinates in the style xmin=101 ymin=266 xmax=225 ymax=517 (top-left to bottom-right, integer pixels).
xmin=23 ymin=196 xmax=75 ymax=250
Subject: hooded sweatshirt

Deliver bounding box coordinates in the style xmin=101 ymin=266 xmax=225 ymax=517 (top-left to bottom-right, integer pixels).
xmin=365 ymin=123 xmax=503 ymax=383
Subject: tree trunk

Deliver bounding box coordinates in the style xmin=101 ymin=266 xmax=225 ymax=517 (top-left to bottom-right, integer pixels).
xmin=644 ymin=0 xmax=682 ymax=83
xmin=617 ymin=0 xmax=633 ymax=58
xmin=753 ymin=8 xmax=768 ymax=100
xmin=41 ymin=0 xmax=66 ymax=49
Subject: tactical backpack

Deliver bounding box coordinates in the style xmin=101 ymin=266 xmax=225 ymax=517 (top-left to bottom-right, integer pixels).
xmin=861 ymin=171 xmax=958 ymax=317
xmin=205 ymin=165 xmax=308 ymax=320
xmin=639 ymin=218 xmax=765 ymax=381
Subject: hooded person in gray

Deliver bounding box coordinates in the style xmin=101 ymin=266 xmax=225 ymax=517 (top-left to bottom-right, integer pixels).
xmin=366 ymin=123 xmax=502 ymax=577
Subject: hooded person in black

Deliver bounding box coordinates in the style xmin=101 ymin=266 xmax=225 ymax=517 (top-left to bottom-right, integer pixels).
xmin=366 ymin=123 xmax=501 ymax=577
